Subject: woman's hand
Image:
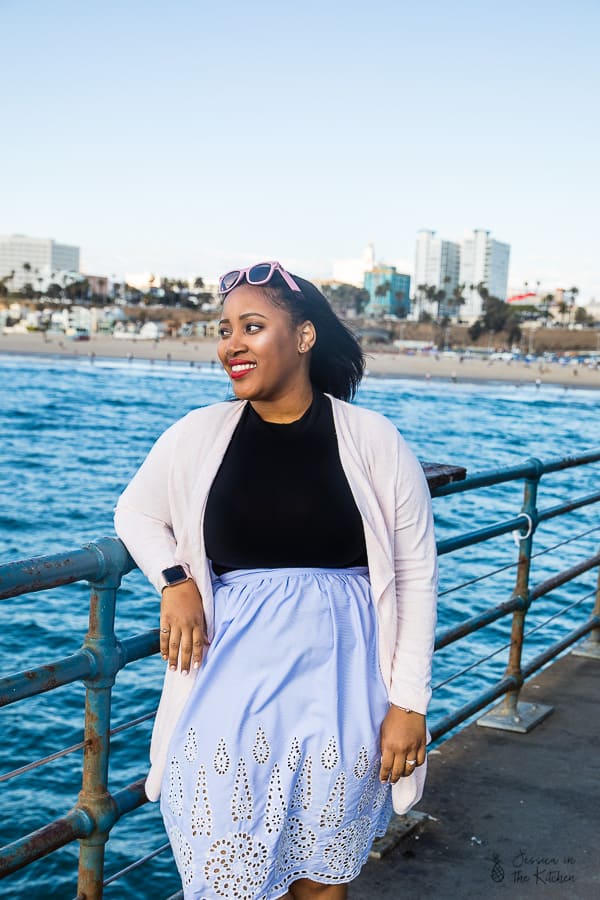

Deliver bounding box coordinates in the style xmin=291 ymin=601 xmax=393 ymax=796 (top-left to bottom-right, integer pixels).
xmin=160 ymin=580 xmax=209 ymax=674
xmin=379 ymin=705 xmax=427 ymax=782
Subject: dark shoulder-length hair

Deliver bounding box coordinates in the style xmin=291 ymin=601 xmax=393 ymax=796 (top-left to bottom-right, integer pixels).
xmin=264 ymin=272 xmax=365 ymax=402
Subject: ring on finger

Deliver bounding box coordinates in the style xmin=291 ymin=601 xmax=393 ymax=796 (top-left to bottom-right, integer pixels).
xmin=406 ymin=758 xmax=417 ymax=766
xmin=160 ymin=628 xmax=170 ymax=633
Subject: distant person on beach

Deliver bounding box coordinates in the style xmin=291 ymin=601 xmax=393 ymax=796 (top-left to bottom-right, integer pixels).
xmin=114 ymin=261 xmax=438 ymax=899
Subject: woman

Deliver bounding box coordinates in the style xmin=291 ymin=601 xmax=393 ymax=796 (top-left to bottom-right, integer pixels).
xmin=114 ymin=261 xmax=437 ymax=900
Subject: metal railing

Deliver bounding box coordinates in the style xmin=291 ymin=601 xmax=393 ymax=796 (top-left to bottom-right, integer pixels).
xmin=1 ymin=452 xmax=599 ymax=897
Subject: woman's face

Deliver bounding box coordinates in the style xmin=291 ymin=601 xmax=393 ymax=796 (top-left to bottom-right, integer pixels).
xmin=217 ymin=283 xmax=312 ymax=403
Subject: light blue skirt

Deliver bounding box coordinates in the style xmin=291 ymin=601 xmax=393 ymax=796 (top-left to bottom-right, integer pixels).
xmin=161 ymin=566 xmax=393 ymax=899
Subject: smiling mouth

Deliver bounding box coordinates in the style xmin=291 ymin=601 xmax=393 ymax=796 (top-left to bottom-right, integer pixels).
xmin=230 ymin=362 xmax=257 ymax=379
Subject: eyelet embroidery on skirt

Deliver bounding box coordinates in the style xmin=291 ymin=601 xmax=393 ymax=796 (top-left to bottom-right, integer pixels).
xmin=319 ymin=772 xmax=346 ymax=829
xmin=231 ymin=757 xmax=253 ymax=822
xmin=290 ymin=755 xmax=313 ymax=811
xmin=323 ymin=816 xmax=372 ymax=874
xmin=184 ymin=727 xmax=198 ymax=762
xmin=320 ymin=737 xmax=339 ymax=770
xmin=265 ymin=763 xmax=286 ymax=834
xmin=275 ymin=816 xmax=317 ymax=874
xmin=168 ymin=757 xmax=184 ymax=817
xmin=191 ymin=764 xmax=213 ymax=837
xmin=213 ymin=738 xmax=231 ymax=775
xmin=287 ymin=737 xmax=301 ymax=772
xmin=204 ymin=832 xmax=269 ymax=898
xmin=357 ymin=765 xmax=379 ymax=814
xmin=353 ymin=746 xmax=369 ymax=779
xmin=169 ymin=825 xmax=194 ymax=886
xmin=252 ymin=725 xmax=271 ymax=765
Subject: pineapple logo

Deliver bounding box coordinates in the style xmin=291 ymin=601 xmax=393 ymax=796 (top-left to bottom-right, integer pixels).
xmin=488 ymin=853 xmax=505 ymax=883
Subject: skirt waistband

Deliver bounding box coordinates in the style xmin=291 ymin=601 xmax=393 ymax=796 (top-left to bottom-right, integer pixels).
xmin=212 ymin=565 xmax=369 ymax=586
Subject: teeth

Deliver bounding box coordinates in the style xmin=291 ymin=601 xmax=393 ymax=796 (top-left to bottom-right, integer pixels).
xmin=231 ymin=363 xmax=256 ymax=373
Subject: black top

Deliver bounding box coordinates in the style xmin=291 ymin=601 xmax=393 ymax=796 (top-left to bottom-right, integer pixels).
xmin=204 ymin=391 xmax=368 ymax=574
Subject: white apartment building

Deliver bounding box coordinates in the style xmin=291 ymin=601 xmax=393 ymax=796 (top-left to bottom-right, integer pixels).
xmin=413 ymin=230 xmax=460 ymax=312
xmin=0 ymin=234 xmax=80 ymax=291
xmin=459 ymin=229 xmax=510 ymax=319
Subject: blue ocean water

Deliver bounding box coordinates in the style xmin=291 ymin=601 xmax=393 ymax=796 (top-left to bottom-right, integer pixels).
xmin=1 ymin=352 xmax=599 ymax=899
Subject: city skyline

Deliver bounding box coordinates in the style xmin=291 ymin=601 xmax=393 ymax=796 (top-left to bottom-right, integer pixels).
xmin=1 ymin=1 xmax=598 ymax=301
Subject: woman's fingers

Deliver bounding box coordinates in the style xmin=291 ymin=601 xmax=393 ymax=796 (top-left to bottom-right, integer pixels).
xmin=192 ymin=624 xmax=209 ymax=670
xmin=180 ymin=627 xmax=194 ymax=675
xmin=160 ymin=623 xmax=170 ymax=660
xmin=168 ymin=626 xmax=182 ymax=671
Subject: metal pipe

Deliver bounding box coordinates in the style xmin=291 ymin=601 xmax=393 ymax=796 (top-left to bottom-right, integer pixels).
xmin=75 ymin=540 xmax=130 ymax=900
xmin=0 ymin=651 xmax=94 ymax=708
xmin=437 ymin=513 xmax=529 ymax=556
xmin=498 ymin=460 xmax=541 ymax=716
xmin=0 ymin=807 xmax=93 ymax=877
xmin=0 ymin=538 xmax=135 ymax=601
xmin=521 ymin=617 xmax=599 ymax=678
xmin=530 ymin=552 xmax=600 ymax=600
xmin=435 ymin=596 xmax=525 ymax=649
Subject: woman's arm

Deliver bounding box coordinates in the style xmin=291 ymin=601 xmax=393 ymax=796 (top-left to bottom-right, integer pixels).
xmin=380 ymin=435 xmax=438 ymax=782
xmin=114 ymin=420 xmax=209 ymax=671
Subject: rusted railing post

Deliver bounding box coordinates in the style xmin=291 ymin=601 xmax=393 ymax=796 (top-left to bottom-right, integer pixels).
xmin=478 ymin=459 xmax=553 ymax=732
xmin=75 ymin=538 xmax=129 ymax=899
xmin=572 ymin=562 xmax=600 ymax=659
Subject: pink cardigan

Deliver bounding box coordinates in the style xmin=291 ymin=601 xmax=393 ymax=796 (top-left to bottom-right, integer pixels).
xmin=114 ymin=395 xmax=438 ymax=813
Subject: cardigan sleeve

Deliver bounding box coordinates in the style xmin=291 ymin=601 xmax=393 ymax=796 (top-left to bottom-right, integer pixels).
xmin=388 ymin=434 xmax=438 ymax=714
xmin=114 ymin=420 xmax=183 ymax=594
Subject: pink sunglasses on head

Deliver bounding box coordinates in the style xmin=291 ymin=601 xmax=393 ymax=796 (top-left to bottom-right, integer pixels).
xmin=219 ymin=261 xmax=302 ymax=295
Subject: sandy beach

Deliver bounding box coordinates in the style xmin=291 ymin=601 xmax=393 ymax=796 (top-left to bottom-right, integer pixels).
xmin=1 ymin=331 xmax=599 ymax=389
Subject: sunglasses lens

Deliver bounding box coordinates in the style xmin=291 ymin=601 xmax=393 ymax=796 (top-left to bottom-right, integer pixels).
xmin=247 ymin=263 xmax=273 ymax=284
xmin=220 ymin=271 xmax=240 ymax=292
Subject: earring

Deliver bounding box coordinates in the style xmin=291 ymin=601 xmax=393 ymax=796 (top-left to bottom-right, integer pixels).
xmin=299 ymin=345 xmax=306 ymax=353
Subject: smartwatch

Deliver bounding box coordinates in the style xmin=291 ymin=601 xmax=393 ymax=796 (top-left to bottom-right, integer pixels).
xmin=160 ymin=563 xmax=192 ymax=592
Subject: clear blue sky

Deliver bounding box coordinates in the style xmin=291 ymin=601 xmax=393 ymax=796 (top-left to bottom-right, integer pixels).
xmin=1 ymin=0 xmax=598 ymax=299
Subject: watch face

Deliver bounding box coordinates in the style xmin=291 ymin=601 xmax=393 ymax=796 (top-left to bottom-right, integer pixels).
xmin=162 ymin=565 xmax=188 ymax=584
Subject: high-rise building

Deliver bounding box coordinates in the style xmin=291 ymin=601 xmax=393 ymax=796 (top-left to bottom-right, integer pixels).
xmin=364 ymin=266 xmax=411 ymax=317
xmin=0 ymin=234 xmax=80 ymax=291
xmin=413 ymin=230 xmax=460 ymax=311
xmin=459 ymin=229 xmax=510 ymax=318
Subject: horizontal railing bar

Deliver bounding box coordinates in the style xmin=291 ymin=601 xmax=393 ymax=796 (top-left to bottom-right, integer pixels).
xmin=541 ymin=450 xmax=600 ymax=473
xmin=432 ymin=449 xmax=600 ymax=497
xmin=521 ymin=617 xmax=599 ymax=679
xmin=0 ymin=538 xmax=136 ymax=601
xmin=0 ymin=547 xmax=104 ymax=600
xmin=434 ymin=590 xmax=594 ymax=691
xmin=0 ymin=807 xmax=93 ymax=877
xmin=530 ymin=554 xmax=600 ymax=601
xmin=120 ymin=630 xmax=159 ymax=664
xmin=0 ymin=651 xmax=94 ymax=708
xmin=435 ymin=596 xmax=525 ymax=650
xmin=103 ymin=842 xmax=171 ymax=887
xmin=0 ymin=630 xmax=159 ymax=711
xmin=0 ymin=779 xmax=148 ymax=877
xmin=437 ymin=514 xmax=528 ymax=555
xmin=113 ymin=778 xmax=149 ymax=817
xmin=430 ymin=674 xmax=518 ymax=740
xmin=432 ymin=461 xmax=540 ymax=495
xmin=537 ymin=490 xmax=600 ymax=523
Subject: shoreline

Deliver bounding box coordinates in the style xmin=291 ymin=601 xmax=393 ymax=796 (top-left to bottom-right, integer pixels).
xmin=2 ymin=332 xmax=600 ymax=389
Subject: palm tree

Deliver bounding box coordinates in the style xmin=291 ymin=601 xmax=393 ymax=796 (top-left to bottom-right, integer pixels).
xmin=541 ymin=294 xmax=554 ymax=326
xmin=450 ymin=283 xmax=466 ymax=322
xmin=568 ymin=286 xmax=579 ymax=326
xmin=374 ymin=281 xmax=391 ymax=316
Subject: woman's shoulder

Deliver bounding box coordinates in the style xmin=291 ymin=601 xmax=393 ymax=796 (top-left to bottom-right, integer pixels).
xmin=328 ymin=395 xmax=401 ymax=442
xmin=175 ymin=399 xmax=245 ymax=431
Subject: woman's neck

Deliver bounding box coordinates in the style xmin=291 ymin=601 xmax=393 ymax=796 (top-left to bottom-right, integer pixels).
xmin=250 ymin=385 xmax=314 ymax=424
